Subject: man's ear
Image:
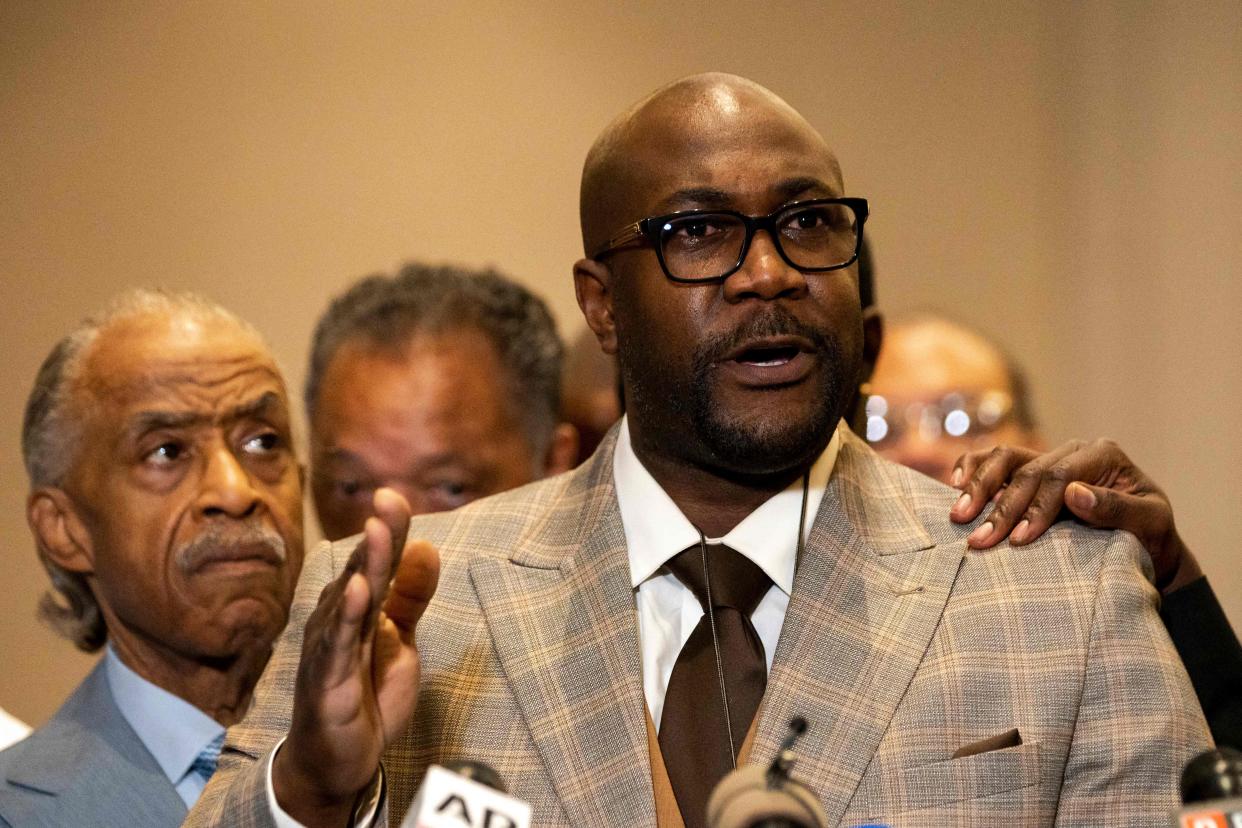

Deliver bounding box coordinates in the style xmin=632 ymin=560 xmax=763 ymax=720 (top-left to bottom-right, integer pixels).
xmin=543 ymin=423 xmax=580 ymax=476
xmin=27 ymin=487 xmax=95 ymax=575
xmin=573 ymin=258 xmax=618 ymax=356
xmin=860 ymin=305 xmax=884 ymax=384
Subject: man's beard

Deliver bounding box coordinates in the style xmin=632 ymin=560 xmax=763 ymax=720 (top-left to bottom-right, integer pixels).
xmin=688 ymin=305 xmax=852 ymax=474
xmin=621 ymin=304 xmax=854 ymax=476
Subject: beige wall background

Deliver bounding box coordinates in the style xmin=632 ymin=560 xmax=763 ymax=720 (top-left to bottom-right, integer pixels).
xmin=1 ymin=2 xmax=1238 ymax=726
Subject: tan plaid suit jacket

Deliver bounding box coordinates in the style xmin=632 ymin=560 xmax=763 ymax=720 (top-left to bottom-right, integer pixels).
xmin=188 ymin=427 xmax=1210 ymax=827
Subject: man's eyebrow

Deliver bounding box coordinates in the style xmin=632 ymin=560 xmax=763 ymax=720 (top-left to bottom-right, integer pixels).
xmin=774 ymin=176 xmax=838 ymax=201
xmin=312 ymin=447 xmax=364 ymax=470
xmin=655 ymin=178 xmax=839 ymax=214
xmin=231 ymin=391 xmax=285 ymax=422
xmin=656 ymin=187 xmax=735 ymax=212
xmin=418 ymin=452 xmax=478 ymax=472
xmin=128 ymin=391 xmax=286 ymax=435
xmin=129 ymin=410 xmax=205 ymax=434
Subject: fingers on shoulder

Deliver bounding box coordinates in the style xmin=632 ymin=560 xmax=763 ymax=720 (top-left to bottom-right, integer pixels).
xmin=954 ymin=445 xmax=1038 ymax=525
xmin=963 ymin=445 xmax=1040 ymax=494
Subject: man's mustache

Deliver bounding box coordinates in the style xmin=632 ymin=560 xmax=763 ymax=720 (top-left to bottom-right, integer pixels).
xmin=697 ymin=305 xmax=832 ymax=365
xmin=175 ymin=523 xmax=288 ymax=572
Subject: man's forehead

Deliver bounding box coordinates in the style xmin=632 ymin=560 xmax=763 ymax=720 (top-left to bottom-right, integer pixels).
xmin=320 ymin=331 xmax=520 ymax=430
xmin=582 ymin=75 xmax=842 ymax=247
xmin=639 ymin=159 xmax=842 ymax=214
xmin=80 ymin=312 xmax=285 ymax=410
xmin=877 ymin=323 xmax=1014 ymax=396
xmin=634 ymin=91 xmax=836 ymax=180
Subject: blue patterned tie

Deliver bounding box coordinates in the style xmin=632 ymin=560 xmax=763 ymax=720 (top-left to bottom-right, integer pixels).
xmin=190 ymin=733 xmax=225 ymax=782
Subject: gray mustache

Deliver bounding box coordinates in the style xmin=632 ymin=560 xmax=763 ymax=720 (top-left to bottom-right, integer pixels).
xmin=175 ymin=523 xmax=287 ymax=572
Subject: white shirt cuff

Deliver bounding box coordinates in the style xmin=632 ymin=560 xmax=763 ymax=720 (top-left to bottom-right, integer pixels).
xmin=266 ymin=737 xmax=383 ymax=828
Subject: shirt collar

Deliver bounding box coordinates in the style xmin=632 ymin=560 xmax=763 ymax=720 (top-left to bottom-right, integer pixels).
xmin=614 ymin=416 xmax=841 ymax=595
xmin=104 ymin=647 xmax=226 ymax=786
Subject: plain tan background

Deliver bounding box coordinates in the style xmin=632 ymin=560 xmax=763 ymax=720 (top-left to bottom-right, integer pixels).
xmin=1 ymin=2 xmax=1239 ymax=727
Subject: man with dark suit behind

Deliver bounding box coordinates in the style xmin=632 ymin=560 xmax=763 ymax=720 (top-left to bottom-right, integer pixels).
xmin=190 ymin=73 xmax=1209 ymax=827
xmin=0 ymin=289 xmax=304 ymax=826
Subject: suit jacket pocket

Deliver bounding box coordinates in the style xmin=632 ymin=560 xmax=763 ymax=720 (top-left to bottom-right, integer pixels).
xmin=857 ymin=741 xmax=1043 ymax=817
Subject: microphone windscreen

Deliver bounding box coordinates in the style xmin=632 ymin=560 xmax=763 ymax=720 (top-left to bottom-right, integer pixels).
xmin=1182 ymin=748 xmax=1242 ymax=803
xmin=706 ymin=765 xmax=827 ymax=828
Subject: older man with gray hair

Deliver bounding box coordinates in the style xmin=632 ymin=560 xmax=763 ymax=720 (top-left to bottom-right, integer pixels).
xmin=305 ymin=262 xmax=578 ymax=539
xmin=0 ymin=289 xmax=305 ymax=826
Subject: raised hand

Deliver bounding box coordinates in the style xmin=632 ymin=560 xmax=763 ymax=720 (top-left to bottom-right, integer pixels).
xmin=949 ymin=439 xmax=1199 ymax=591
xmin=272 ymin=488 xmax=440 ymax=826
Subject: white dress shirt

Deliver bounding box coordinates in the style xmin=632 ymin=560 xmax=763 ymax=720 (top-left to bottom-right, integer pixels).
xmin=267 ymin=417 xmax=841 ymax=825
xmin=615 ymin=417 xmax=839 ymax=729
xmin=105 ymin=647 xmax=226 ymax=809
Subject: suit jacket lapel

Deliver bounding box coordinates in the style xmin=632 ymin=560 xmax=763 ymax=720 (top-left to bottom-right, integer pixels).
xmin=747 ymin=432 xmax=965 ymax=824
xmin=3 ymin=661 xmax=186 ymax=824
xmin=470 ymin=444 xmax=656 ymax=826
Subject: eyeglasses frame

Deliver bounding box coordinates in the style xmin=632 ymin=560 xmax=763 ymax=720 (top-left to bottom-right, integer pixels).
xmin=590 ymin=196 xmax=869 ymax=284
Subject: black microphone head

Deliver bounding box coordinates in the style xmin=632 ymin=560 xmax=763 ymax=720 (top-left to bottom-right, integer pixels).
xmin=442 ymin=759 xmax=507 ymax=793
xmin=788 ymin=717 xmax=807 ymax=737
xmin=1181 ymin=747 xmax=1242 ymax=803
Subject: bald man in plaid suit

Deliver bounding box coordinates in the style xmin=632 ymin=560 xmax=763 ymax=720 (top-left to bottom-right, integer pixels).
xmin=189 ymin=74 xmax=1209 ymax=827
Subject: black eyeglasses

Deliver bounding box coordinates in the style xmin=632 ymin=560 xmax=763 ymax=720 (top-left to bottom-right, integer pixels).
xmin=591 ymin=197 xmax=868 ymax=283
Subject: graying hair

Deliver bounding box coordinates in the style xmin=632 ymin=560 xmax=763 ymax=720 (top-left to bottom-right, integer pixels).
xmin=305 ymin=263 xmax=563 ymax=456
xmin=22 ymin=288 xmax=262 ymax=651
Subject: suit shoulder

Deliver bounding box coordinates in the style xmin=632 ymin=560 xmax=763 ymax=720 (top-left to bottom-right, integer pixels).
xmin=0 ymin=680 xmax=185 ymax=824
xmin=0 ymin=665 xmax=118 ymax=775
xmin=963 ymin=508 xmax=1144 ymax=590
xmin=882 ymin=451 xmax=1132 ymax=556
xmin=867 ymin=448 xmax=1144 ymax=590
xmin=406 ymin=460 xmax=605 ymax=561
xmin=874 ymin=455 xmax=962 ymax=518
xmin=0 ymin=740 xmax=19 ymax=780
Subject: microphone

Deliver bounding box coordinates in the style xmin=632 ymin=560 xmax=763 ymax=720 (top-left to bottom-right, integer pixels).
xmin=402 ymin=760 xmax=532 ymax=828
xmin=1173 ymin=747 xmax=1242 ymax=828
xmin=706 ymin=717 xmax=830 ymax=828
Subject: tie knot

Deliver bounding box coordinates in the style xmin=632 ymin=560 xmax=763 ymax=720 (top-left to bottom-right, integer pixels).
xmin=189 ymin=732 xmax=225 ymax=782
xmin=664 ymin=543 xmax=772 ymax=616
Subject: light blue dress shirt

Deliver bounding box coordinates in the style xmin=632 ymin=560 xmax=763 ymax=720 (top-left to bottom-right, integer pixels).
xmin=104 ymin=647 xmax=226 ymax=809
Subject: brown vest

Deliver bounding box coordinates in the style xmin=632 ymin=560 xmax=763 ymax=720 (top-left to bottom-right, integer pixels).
xmin=645 ymin=709 xmax=760 ymax=828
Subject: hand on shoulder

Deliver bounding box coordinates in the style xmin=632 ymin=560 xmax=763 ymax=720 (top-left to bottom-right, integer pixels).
xmin=948 ymin=439 xmax=1201 ymax=593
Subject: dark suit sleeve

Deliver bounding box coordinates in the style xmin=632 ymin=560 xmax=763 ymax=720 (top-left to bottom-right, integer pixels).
xmin=1161 ymin=576 xmax=1242 ymax=748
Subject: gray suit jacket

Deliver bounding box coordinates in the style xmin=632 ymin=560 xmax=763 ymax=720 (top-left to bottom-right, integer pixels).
xmin=0 ymin=661 xmax=186 ymax=827
xmin=190 ymin=428 xmax=1211 ymax=826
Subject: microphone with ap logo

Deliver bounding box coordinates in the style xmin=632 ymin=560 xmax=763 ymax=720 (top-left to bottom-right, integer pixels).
xmin=403 ymin=760 xmax=532 ymax=828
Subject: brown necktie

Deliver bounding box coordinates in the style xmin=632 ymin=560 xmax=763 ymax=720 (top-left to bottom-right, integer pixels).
xmin=658 ymin=543 xmax=772 ymax=828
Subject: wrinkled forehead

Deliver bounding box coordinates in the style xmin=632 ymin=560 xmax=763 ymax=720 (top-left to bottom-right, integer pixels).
xmin=78 ymin=312 xmax=286 ymax=412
